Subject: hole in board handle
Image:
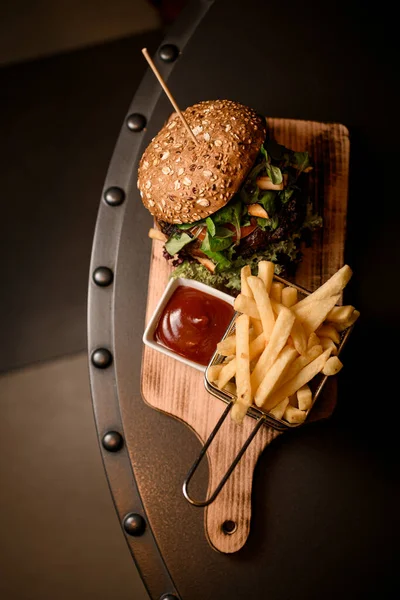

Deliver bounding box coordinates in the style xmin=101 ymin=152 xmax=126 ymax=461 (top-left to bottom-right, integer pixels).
xmin=222 ymin=520 xmax=237 ymax=535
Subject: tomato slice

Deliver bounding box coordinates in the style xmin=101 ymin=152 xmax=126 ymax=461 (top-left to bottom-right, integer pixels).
xmin=225 ymin=219 xmax=258 ymax=241
xmin=239 ymin=221 xmax=258 ymax=239
xmin=190 ymin=219 xmax=257 ymax=244
xmin=190 ymin=225 xmax=206 ymax=241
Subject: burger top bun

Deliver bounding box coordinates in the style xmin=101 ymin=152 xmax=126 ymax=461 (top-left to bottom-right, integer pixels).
xmin=137 ymin=99 xmax=266 ymax=224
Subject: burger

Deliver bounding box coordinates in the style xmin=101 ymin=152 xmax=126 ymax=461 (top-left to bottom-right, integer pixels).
xmin=137 ymin=99 xmax=321 ymax=292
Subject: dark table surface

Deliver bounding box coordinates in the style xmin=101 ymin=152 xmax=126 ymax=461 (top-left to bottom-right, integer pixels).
xmin=88 ymin=1 xmax=398 ymax=599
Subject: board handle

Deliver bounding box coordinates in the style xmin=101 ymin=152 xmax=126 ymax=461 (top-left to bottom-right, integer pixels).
xmin=183 ymin=401 xmax=267 ymax=507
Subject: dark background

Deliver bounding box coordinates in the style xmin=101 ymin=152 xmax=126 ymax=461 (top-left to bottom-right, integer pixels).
xmin=0 ymin=2 xmax=170 ymax=599
xmin=1 ymin=0 xmax=398 ymax=599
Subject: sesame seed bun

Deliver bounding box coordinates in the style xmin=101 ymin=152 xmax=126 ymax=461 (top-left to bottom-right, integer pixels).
xmin=137 ymin=100 xmax=266 ymax=224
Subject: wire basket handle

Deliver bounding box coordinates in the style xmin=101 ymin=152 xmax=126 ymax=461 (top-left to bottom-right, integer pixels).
xmin=182 ymin=401 xmax=267 ymax=507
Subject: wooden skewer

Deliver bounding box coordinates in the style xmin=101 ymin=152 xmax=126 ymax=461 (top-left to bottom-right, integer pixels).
xmin=141 ymin=48 xmax=198 ymax=145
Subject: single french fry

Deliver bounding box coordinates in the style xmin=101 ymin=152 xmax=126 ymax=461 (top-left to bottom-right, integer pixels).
xmin=195 ymin=256 xmax=215 ymax=272
xmin=307 ymin=332 xmax=320 ymax=349
xmin=216 ymin=334 xmax=236 ymax=356
xmin=257 ymin=261 xmax=275 ymax=293
xmin=293 ymin=294 xmax=340 ymax=324
xmin=249 ymin=333 xmax=267 ymax=360
xmin=326 ymin=305 xmax=355 ymax=323
xmin=281 ymin=286 xmax=298 ymax=308
xmin=250 ymin=307 xmax=296 ymax=394
xmin=280 ymin=345 xmax=323 ymax=385
xmin=334 ymin=310 xmax=360 ymax=332
xmin=322 ymin=356 xmax=343 ymax=376
xmin=217 ymin=358 xmax=237 ymax=389
xmin=251 ymin=318 xmax=263 ymax=337
xmin=270 ymin=281 xmax=284 ymax=303
xmin=247 ymin=203 xmax=269 ymax=219
xmin=233 ymin=314 xmax=251 ymax=423
xmin=254 ymin=347 xmax=298 ymax=407
xmin=247 ymin=276 xmax=275 ymax=339
xmin=269 ymin=397 xmax=290 ymax=420
xmin=293 ymin=265 xmax=353 ymax=310
xmin=283 ymin=405 xmax=307 ymax=424
xmin=297 ymin=384 xmax=312 ymax=410
xmin=234 ymin=294 xmax=260 ymax=320
xmin=319 ymin=337 xmax=338 ymax=355
xmin=241 ymin=265 xmax=253 ymax=298
xmin=207 ymin=364 xmax=223 ymax=383
xmin=291 ymin=319 xmax=308 ymax=355
xmin=148 ymin=227 xmax=167 ymax=242
xmin=231 ymin=401 xmax=248 ymax=424
xmin=316 ymin=324 xmax=340 ymax=344
xmin=298 ymin=294 xmax=341 ymax=337
xmin=261 ymin=348 xmax=332 ymax=411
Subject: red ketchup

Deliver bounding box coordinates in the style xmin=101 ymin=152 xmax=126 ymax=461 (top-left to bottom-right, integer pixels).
xmin=155 ymin=286 xmax=234 ymax=366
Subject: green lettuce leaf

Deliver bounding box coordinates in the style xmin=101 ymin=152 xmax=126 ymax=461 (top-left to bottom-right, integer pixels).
xmin=257 ymin=190 xmax=278 ymax=214
xmin=177 ymin=220 xmax=204 ymax=230
xmin=213 ymin=196 xmax=242 ymax=242
xmin=164 ymin=233 xmax=193 ymax=256
xmin=292 ymin=151 xmax=311 ymax=173
xmin=256 ymin=216 xmax=279 ymax=231
xmin=206 ymin=217 xmax=216 ymax=237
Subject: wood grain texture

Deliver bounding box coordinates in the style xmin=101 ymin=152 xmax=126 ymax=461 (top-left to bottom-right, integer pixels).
xmin=141 ymin=119 xmax=349 ymax=553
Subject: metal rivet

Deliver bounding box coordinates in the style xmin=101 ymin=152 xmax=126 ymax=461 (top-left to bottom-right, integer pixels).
xmin=158 ymin=44 xmax=179 ymax=63
xmin=160 ymin=595 xmax=178 ymax=600
xmin=102 ymin=431 xmax=123 ymax=452
xmin=93 ymin=267 xmax=113 ymax=287
xmin=123 ymin=513 xmax=146 ymax=537
xmin=104 ymin=187 xmax=125 ymax=206
xmin=91 ymin=348 xmax=113 ymax=369
xmin=126 ymin=113 xmax=147 ymax=132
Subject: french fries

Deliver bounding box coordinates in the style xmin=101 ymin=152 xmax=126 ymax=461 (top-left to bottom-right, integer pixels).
xmin=283 ymin=405 xmax=307 ymax=424
xmin=234 ymin=294 xmax=260 ymax=320
xmin=316 ymin=324 xmax=340 ymax=344
xmin=257 ymin=260 xmax=274 ymax=293
xmin=281 ymin=286 xmax=298 ymax=308
xmin=261 ymin=348 xmax=333 ymax=412
xmin=216 ymin=334 xmax=236 ymax=356
xmin=148 ymin=227 xmax=167 ymax=242
xmin=232 ymin=314 xmax=252 ymax=423
xmin=270 ymin=281 xmax=284 ymax=303
xmin=207 ymin=364 xmax=223 ymax=383
xmin=250 ymin=306 xmax=295 ymax=394
xmin=297 ymin=384 xmax=312 ymax=411
xmin=208 ymin=262 xmax=357 ymax=426
xmin=269 ymin=397 xmax=289 ymax=420
xmin=240 ymin=265 xmax=253 ymax=298
xmin=322 ymin=356 xmax=343 ymax=376
xmin=254 ymin=347 xmax=298 ymax=407
xmin=247 ymin=276 xmax=275 ymax=339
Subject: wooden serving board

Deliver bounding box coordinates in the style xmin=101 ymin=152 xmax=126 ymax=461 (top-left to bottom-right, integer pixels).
xmin=141 ymin=118 xmax=350 ymax=553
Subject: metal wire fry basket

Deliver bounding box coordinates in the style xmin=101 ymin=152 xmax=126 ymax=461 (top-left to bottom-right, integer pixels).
xmin=183 ymin=275 xmax=354 ymax=507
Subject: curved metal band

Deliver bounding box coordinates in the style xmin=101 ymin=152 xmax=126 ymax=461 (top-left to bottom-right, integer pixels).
xmin=88 ymin=1 xmax=216 ymax=598
xmin=182 ymin=402 xmax=267 ymax=507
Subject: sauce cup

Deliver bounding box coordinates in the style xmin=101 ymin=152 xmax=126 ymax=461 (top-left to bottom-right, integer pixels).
xmin=142 ymin=277 xmax=235 ymax=371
